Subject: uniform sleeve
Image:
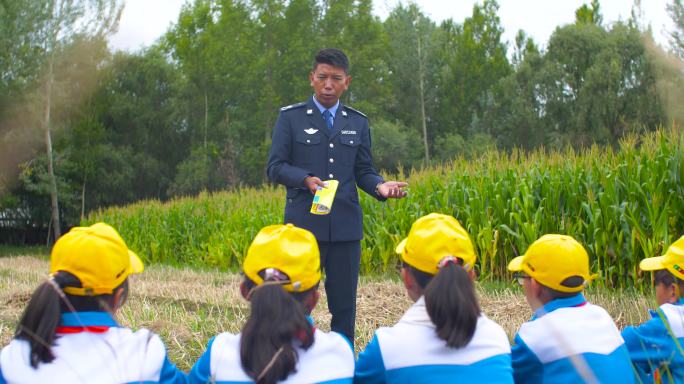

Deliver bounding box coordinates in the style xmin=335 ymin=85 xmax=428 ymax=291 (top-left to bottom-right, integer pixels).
xmin=511 ymin=333 xmax=544 ymax=384
xmin=159 ymin=354 xmax=188 ymax=384
xmin=354 ymin=334 xmax=386 ymax=384
xmin=266 ymin=111 xmax=312 ymax=188
xmin=354 ymin=119 xmax=385 ymax=201
xmin=187 ymin=337 xmax=216 ymax=384
xmin=622 ymin=316 xmax=675 ymax=382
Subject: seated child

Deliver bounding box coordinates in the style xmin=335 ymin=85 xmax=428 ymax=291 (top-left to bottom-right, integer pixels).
xmin=508 ymin=234 xmax=634 ymax=383
xmin=188 ymin=223 xmax=354 ymax=384
xmin=622 ymin=235 xmax=684 ymax=383
xmin=0 ymin=223 xmax=186 ymax=383
xmin=355 ymin=213 xmax=513 ymax=383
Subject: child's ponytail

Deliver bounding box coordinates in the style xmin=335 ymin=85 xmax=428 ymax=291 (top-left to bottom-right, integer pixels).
xmin=14 ymin=271 xmax=80 ymax=367
xmin=240 ymin=278 xmax=315 ymax=384
xmin=423 ymin=260 xmax=480 ymax=348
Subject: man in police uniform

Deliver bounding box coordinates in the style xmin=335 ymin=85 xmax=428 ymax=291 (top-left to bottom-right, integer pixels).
xmin=267 ymin=48 xmax=407 ymax=343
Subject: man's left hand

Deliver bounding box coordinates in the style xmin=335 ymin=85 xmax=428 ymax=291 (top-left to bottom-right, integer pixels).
xmin=377 ymin=181 xmax=408 ymax=199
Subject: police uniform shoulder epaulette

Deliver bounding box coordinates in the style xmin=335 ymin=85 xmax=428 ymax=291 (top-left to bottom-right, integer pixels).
xmin=343 ymin=105 xmax=367 ymax=118
xmin=280 ymin=102 xmax=307 ymax=112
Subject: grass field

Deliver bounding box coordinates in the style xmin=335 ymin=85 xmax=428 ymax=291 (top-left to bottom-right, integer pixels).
xmin=0 ymin=255 xmax=656 ymax=371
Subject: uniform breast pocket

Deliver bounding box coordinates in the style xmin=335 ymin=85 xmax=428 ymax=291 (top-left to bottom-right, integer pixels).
xmin=293 ymin=133 xmax=322 ymax=165
xmin=296 ymin=133 xmax=321 ymax=146
xmin=338 ymin=135 xmax=360 ymax=165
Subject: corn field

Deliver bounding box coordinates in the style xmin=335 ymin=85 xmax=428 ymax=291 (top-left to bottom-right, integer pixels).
xmin=86 ymin=128 xmax=684 ymax=289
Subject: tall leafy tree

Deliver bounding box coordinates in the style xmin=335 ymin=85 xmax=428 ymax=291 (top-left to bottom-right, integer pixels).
xmin=384 ymin=3 xmax=436 ymax=162
xmin=320 ymin=0 xmax=389 ymax=114
xmin=434 ymin=0 xmax=511 ymax=141
xmin=575 ymin=0 xmax=603 ymax=26
xmin=10 ymin=0 xmax=123 ymax=240
xmin=538 ymin=21 xmax=664 ymax=145
xmin=668 ymin=0 xmax=684 ymax=59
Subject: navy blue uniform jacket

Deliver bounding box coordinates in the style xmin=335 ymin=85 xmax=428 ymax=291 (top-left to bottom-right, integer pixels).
xmin=267 ymin=97 xmax=385 ymax=242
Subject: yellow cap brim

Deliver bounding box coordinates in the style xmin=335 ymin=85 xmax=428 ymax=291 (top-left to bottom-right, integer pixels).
xmin=129 ymin=250 xmax=144 ymax=274
xmin=508 ymin=255 xmax=525 ymax=272
xmin=640 ymin=255 xmax=666 ymax=271
xmin=395 ymin=238 xmax=408 ymax=255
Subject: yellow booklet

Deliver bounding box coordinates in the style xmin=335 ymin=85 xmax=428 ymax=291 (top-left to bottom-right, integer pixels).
xmin=310 ymin=180 xmax=339 ymax=215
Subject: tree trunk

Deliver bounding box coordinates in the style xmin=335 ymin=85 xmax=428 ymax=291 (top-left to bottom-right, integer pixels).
xmin=80 ymin=172 xmax=87 ymax=222
xmin=416 ymin=22 xmax=430 ymax=163
xmin=204 ymin=91 xmax=208 ymax=149
xmin=45 ymin=57 xmax=61 ymax=241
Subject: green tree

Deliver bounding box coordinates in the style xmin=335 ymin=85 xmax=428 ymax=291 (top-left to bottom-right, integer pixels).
xmin=320 ymin=0 xmax=390 ymax=115
xmin=668 ymin=0 xmax=684 ymax=59
xmin=384 ymin=3 xmax=437 ymax=163
xmin=575 ymin=0 xmax=603 ymax=26
xmin=488 ymin=30 xmax=545 ymax=149
xmin=4 ymin=0 xmax=123 ymax=240
xmin=434 ymin=0 xmax=511 ymax=143
xmin=91 ymin=49 xmax=185 ymax=200
xmin=536 ymin=22 xmax=664 ymax=146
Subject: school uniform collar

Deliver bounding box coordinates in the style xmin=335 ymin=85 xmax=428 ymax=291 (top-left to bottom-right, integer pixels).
xmin=649 ymin=297 xmax=684 ymax=318
xmin=533 ymin=293 xmax=587 ymax=320
xmin=311 ymin=95 xmax=340 ymax=118
xmin=60 ymin=311 xmax=119 ymax=327
xmin=398 ymin=296 xmax=435 ymax=328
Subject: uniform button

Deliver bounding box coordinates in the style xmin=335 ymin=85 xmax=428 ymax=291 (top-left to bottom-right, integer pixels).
xmin=329 ymin=173 xmax=334 ymax=178
xmin=329 ymin=143 xmax=334 ymax=148
xmin=350 ymin=140 xmax=354 ymax=144
xmin=329 ymin=158 xmax=334 ymax=163
xmin=306 ymin=139 xmax=311 ymax=143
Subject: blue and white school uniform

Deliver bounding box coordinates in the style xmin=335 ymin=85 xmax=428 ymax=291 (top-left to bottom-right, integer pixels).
xmin=354 ymin=296 xmax=513 ymax=383
xmin=0 ymin=311 xmax=186 ymax=384
xmin=188 ymin=324 xmax=354 ymax=384
xmin=622 ymin=298 xmax=684 ymax=383
xmin=511 ymin=293 xmax=635 ymax=383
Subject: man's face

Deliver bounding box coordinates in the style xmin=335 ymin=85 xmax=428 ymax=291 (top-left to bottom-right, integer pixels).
xmin=309 ymin=63 xmax=351 ymax=108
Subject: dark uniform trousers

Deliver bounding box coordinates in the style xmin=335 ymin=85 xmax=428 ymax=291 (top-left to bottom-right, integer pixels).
xmin=266 ymin=96 xmax=385 ymax=343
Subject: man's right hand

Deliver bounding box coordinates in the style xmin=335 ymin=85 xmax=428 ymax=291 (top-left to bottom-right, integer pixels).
xmin=304 ymin=176 xmax=326 ymax=194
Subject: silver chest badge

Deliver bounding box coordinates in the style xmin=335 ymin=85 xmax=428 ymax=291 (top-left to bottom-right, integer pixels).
xmin=304 ymin=128 xmax=318 ymax=135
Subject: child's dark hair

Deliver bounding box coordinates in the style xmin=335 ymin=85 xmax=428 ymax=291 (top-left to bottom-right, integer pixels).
xmin=313 ymin=48 xmax=349 ymax=74
xmin=404 ymin=259 xmax=480 ymax=348
xmin=654 ymin=269 xmax=684 ymax=290
xmin=240 ymin=271 xmax=318 ymax=384
xmin=537 ymin=276 xmax=585 ymax=300
xmin=15 ymin=271 xmax=128 ymax=368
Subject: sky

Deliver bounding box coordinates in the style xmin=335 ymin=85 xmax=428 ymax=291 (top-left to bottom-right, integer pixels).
xmin=109 ymin=0 xmax=675 ymax=52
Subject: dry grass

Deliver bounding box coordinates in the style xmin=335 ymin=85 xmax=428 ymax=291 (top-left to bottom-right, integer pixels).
xmin=0 ymin=256 xmax=655 ymax=371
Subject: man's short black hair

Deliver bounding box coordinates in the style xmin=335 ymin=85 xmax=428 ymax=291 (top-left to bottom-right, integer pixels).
xmin=313 ymin=48 xmax=349 ymax=74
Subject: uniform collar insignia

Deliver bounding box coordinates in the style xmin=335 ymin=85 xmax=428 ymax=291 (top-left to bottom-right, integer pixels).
xmin=306 ymin=109 xmax=313 ymax=115
xmin=304 ymin=128 xmax=318 ymax=135
xmin=341 ymin=110 xmax=347 ymax=117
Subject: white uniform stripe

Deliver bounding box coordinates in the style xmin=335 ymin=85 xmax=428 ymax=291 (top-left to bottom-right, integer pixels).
xmin=376 ymin=298 xmax=511 ymax=370
xmin=210 ymin=330 xmax=354 ymax=383
xmin=1 ymin=328 xmax=167 ymax=383
xmin=659 ymin=303 xmax=684 ymax=338
xmin=517 ymin=303 xmax=625 ymax=364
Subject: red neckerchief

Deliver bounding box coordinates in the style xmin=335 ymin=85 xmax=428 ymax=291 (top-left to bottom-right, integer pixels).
xmin=56 ymin=326 xmax=111 ymax=334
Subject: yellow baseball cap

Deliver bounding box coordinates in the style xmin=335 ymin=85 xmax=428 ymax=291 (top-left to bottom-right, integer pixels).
xmin=50 ymin=223 xmax=144 ymax=296
xmin=508 ymin=234 xmax=595 ymax=293
xmin=395 ymin=213 xmax=476 ymax=275
xmin=639 ymin=235 xmax=684 ymax=278
xmin=243 ymin=224 xmax=320 ymax=292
